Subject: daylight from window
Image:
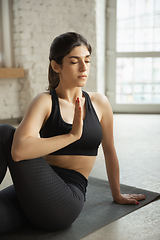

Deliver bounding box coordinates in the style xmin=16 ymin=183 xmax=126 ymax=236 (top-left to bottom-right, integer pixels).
xmin=116 ymin=0 xmax=160 ymax=103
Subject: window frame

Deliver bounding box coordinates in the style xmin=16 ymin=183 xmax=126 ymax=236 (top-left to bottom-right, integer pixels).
xmin=0 ymin=0 xmax=14 ymax=68
xmin=106 ymin=0 xmax=160 ymax=113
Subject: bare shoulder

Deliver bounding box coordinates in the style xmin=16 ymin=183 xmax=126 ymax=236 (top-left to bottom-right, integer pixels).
xmin=15 ymin=92 xmax=52 ymax=137
xmin=89 ymin=92 xmax=112 ymax=111
xmin=24 ymin=92 xmax=51 ymax=115
xmin=88 ymin=92 xmax=109 ymax=105
xmin=87 ymin=92 xmax=112 ymax=121
xmin=30 ymin=91 xmax=51 ymax=105
xmin=23 ymin=91 xmax=52 ymax=122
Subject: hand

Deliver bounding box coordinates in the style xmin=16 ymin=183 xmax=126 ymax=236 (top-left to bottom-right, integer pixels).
xmin=114 ymin=193 xmax=146 ymax=205
xmin=70 ymin=98 xmax=83 ymax=141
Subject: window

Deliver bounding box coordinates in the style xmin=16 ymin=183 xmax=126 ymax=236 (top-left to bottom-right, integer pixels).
xmin=106 ymin=0 xmax=160 ymax=113
xmin=116 ymin=0 xmax=160 ymax=104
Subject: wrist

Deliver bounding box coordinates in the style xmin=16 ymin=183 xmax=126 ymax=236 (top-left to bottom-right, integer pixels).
xmin=113 ymin=194 xmax=122 ymax=203
xmin=69 ymin=128 xmax=82 ymax=141
xmin=112 ymin=189 xmax=121 ymax=202
xmin=68 ymin=132 xmax=79 ymax=143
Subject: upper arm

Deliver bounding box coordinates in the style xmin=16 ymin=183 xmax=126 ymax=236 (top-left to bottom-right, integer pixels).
xmin=95 ymin=94 xmax=115 ymax=157
xmin=13 ymin=92 xmax=51 ymax=142
xmin=89 ymin=92 xmax=114 ymax=156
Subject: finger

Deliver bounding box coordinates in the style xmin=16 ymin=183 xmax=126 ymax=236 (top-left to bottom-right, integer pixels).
xmin=124 ymin=198 xmax=139 ymax=205
xmin=76 ymin=98 xmax=82 ymax=115
xmin=75 ymin=98 xmax=80 ymax=109
xmin=135 ymin=194 xmax=146 ymax=201
xmin=128 ymin=194 xmax=146 ymax=201
xmin=76 ymin=97 xmax=81 ymax=108
xmin=75 ymin=98 xmax=82 ymax=122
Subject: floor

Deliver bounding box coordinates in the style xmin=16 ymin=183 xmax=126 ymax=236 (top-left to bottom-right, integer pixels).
xmin=1 ymin=114 xmax=160 ymax=240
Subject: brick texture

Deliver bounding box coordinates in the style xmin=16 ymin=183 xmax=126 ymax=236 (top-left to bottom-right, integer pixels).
xmin=0 ymin=0 xmax=106 ymax=120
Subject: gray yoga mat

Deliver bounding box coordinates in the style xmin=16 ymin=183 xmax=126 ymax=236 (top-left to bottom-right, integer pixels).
xmin=1 ymin=177 xmax=160 ymax=240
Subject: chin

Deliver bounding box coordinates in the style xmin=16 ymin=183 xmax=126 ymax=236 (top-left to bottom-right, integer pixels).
xmin=77 ymin=80 xmax=87 ymax=87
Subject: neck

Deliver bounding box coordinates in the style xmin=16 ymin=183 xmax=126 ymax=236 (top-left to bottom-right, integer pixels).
xmin=55 ymin=85 xmax=83 ymax=103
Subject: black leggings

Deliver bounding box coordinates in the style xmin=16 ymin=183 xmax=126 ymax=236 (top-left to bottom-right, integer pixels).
xmin=0 ymin=124 xmax=85 ymax=234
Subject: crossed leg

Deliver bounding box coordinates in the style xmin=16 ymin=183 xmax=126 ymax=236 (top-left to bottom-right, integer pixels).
xmin=0 ymin=124 xmax=84 ymax=233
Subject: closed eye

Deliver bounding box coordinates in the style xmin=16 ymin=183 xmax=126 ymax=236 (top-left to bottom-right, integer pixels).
xmin=71 ymin=61 xmax=90 ymax=64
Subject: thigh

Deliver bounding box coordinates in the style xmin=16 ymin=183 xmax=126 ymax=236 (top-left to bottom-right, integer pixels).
xmin=8 ymin=157 xmax=84 ymax=231
xmin=1 ymin=124 xmax=85 ymax=231
xmin=0 ymin=138 xmax=7 ymax=184
xmin=0 ymin=185 xmax=29 ymax=234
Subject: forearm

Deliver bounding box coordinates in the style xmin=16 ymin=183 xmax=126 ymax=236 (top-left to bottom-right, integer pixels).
xmin=11 ymin=133 xmax=76 ymax=162
xmin=105 ymin=150 xmax=121 ymax=201
xmin=105 ymin=152 xmax=146 ymax=205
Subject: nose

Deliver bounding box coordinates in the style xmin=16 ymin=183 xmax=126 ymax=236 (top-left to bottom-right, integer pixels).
xmin=80 ymin=61 xmax=87 ymax=71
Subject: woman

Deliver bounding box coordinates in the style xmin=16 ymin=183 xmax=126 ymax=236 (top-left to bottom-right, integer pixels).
xmin=0 ymin=32 xmax=145 ymax=234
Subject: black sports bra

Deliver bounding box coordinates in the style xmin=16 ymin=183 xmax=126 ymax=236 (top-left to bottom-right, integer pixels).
xmin=40 ymin=89 xmax=102 ymax=156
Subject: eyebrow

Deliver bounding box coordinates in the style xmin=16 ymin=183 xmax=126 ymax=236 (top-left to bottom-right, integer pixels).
xmin=69 ymin=54 xmax=91 ymax=59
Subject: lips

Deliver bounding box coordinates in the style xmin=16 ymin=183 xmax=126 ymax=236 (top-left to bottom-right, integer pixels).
xmin=78 ymin=75 xmax=87 ymax=78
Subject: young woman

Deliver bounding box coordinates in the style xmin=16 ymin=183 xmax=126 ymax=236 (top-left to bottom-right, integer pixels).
xmin=0 ymin=32 xmax=145 ymax=233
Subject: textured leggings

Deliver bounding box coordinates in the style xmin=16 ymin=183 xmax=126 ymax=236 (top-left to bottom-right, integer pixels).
xmin=0 ymin=124 xmax=85 ymax=234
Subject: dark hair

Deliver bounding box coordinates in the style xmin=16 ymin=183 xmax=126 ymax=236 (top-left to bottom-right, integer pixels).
xmin=47 ymin=32 xmax=92 ymax=91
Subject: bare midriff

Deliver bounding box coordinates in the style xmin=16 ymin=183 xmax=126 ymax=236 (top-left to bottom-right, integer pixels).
xmin=44 ymin=155 xmax=96 ymax=179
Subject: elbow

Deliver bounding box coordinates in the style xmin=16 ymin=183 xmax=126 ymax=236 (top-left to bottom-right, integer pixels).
xmin=11 ymin=147 xmax=23 ymax=162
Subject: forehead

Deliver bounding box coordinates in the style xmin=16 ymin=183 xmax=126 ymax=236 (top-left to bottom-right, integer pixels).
xmin=68 ymin=45 xmax=90 ymax=58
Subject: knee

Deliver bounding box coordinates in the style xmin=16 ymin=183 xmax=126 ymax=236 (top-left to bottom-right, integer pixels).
xmin=0 ymin=124 xmax=16 ymax=142
xmin=32 ymin=217 xmax=71 ymax=232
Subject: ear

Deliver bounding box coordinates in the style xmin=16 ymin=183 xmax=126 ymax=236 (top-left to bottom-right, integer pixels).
xmin=51 ymin=60 xmax=61 ymax=73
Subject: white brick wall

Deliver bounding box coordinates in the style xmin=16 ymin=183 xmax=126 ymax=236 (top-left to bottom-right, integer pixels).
xmin=96 ymin=0 xmax=106 ymax=94
xmin=0 ymin=79 xmax=21 ymax=119
xmin=0 ymin=0 xmax=106 ymax=120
